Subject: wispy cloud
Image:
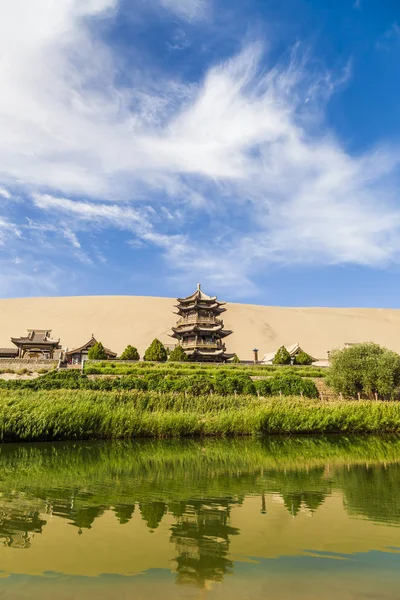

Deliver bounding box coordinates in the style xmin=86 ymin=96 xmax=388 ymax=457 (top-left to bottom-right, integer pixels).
xmin=0 ymin=1 xmax=400 ymax=297
xmin=32 ymin=194 xmax=148 ymax=230
xmin=159 ymin=0 xmax=209 ymax=21
xmin=376 ymin=21 xmax=400 ymax=50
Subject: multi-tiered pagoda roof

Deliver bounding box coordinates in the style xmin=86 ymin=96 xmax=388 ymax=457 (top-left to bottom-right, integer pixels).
xmin=171 ymin=284 xmax=233 ymax=362
xmin=10 ymin=330 xmax=61 ymax=359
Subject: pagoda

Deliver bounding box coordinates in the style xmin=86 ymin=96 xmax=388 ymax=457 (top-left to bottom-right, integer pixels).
xmin=170 ymin=284 xmax=234 ymax=362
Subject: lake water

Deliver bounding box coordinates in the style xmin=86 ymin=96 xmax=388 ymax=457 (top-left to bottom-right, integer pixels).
xmin=0 ymin=436 xmax=400 ymax=599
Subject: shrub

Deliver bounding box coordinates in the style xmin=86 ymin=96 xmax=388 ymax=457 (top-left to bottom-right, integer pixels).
xmin=214 ymin=373 xmax=255 ymax=395
xmin=254 ymin=379 xmax=272 ymax=396
xmin=273 ymin=346 xmax=291 ymax=365
xmin=120 ymin=345 xmax=140 ymax=361
xmin=231 ymin=354 xmax=240 ymax=364
xmin=254 ymin=374 xmax=319 ymax=398
xmin=293 ymin=351 xmax=313 ymax=366
xmin=88 ymin=342 xmax=108 ymax=360
xmin=144 ymin=339 xmax=168 ymax=362
xmin=169 ymin=346 xmax=188 ymax=362
xmin=327 ymin=342 xmax=400 ymax=400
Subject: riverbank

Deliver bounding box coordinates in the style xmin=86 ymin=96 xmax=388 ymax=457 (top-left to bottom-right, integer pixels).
xmin=1 ymin=390 xmax=400 ymax=441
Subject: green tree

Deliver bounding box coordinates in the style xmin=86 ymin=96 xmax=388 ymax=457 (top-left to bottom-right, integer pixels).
xmin=293 ymin=351 xmax=313 ymax=366
xmin=327 ymin=342 xmax=400 ymax=400
xmin=273 ymin=346 xmax=291 ymax=365
xmin=169 ymin=345 xmax=188 ymax=362
xmin=144 ymin=338 xmax=168 ymax=362
xmin=120 ymin=345 xmax=140 ymax=361
xmin=231 ymin=354 xmax=240 ymax=364
xmin=88 ymin=342 xmax=108 ymax=360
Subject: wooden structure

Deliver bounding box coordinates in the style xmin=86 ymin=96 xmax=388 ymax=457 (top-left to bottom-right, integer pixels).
xmin=170 ymin=284 xmax=234 ymax=362
xmin=10 ymin=330 xmax=61 ymax=359
xmin=64 ymin=335 xmax=117 ymax=364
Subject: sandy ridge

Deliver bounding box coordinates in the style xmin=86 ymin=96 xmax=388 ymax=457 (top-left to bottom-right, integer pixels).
xmin=0 ymin=296 xmax=400 ymax=360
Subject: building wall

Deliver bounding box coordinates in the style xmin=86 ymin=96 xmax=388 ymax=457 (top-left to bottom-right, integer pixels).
xmin=0 ymin=359 xmax=58 ymax=371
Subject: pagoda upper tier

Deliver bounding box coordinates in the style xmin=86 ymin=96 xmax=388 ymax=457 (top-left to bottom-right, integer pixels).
xmin=174 ymin=286 xmax=227 ymax=316
xmin=171 ymin=284 xmax=234 ymax=362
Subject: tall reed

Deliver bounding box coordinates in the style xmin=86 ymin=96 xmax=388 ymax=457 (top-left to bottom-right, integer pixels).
xmin=1 ymin=389 xmax=400 ymax=441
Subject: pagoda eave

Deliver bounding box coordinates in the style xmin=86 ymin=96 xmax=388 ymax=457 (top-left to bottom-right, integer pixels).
xmin=219 ymin=330 xmax=233 ymax=338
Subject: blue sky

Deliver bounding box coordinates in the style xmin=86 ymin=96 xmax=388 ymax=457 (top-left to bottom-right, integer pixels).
xmin=0 ymin=0 xmax=400 ymax=306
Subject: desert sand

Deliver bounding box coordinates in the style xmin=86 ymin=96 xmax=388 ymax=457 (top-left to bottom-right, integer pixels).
xmin=1 ymin=295 xmax=400 ymax=360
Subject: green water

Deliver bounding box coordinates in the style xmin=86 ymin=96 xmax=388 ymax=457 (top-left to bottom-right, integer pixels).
xmin=0 ymin=436 xmax=400 ymax=599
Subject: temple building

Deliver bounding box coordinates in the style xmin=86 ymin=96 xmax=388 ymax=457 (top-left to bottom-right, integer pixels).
xmin=260 ymin=343 xmax=317 ymax=365
xmin=9 ymin=330 xmax=61 ymax=359
xmin=0 ymin=348 xmax=18 ymax=359
xmin=64 ymin=335 xmax=117 ymax=364
xmin=171 ymin=284 xmax=234 ymax=362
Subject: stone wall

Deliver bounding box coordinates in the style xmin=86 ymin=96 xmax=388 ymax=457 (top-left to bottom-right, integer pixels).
xmin=0 ymin=359 xmax=58 ymax=372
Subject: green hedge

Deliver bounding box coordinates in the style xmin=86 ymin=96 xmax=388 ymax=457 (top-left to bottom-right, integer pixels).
xmin=84 ymin=361 xmax=327 ymax=378
xmin=0 ymin=369 xmax=319 ymax=398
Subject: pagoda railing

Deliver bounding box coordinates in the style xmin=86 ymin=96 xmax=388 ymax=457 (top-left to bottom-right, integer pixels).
xmin=181 ymin=341 xmax=222 ymax=349
xmin=177 ymin=316 xmax=222 ymax=326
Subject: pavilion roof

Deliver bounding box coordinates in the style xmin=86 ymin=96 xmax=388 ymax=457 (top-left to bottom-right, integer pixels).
xmin=11 ymin=330 xmax=60 ymax=346
xmin=260 ymin=342 xmax=317 ymax=364
xmin=176 ymin=302 xmax=226 ymax=313
xmin=65 ymin=335 xmax=117 ymax=357
xmin=0 ymin=348 xmax=18 ymax=356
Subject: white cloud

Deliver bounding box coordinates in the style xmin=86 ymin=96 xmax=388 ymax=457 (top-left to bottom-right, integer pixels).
xmin=0 ymin=1 xmax=400 ymax=296
xmin=0 ymin=187 xmax=11 ymax=199
xmin=32 ymin=194 xmax=147 ymax=229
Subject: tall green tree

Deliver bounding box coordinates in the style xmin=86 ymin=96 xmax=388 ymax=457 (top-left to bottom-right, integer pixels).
xmin=327 ymin=342 xmax=400 ymax=400
xmin=293 ymin=351 xmax=313 ymax=366
xmin=88 ymin=342 xmax=107 ymax=360
xmin=120 ymin=345 xmax=140 ymax=361
xmin=169 ymin=345 xmax=188 ymax=362
xmin=144 ymin=338 xmax=168 ymax=362
xmin=273 ymin=346 xmax=291 ymax=365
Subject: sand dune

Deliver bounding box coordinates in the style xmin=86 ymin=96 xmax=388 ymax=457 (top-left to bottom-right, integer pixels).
xmin=1 ymin=295 xmax=400 ymax=360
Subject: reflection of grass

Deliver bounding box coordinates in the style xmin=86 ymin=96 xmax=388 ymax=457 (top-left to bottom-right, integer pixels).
xmin=0 ymin=437 xmax=399 ymax=530
xmin=2 ymin=390 xmax=400 ymax=441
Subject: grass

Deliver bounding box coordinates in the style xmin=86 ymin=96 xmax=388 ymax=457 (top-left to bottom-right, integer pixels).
xmin=1 ymin=389 xmax=400 ymax=442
